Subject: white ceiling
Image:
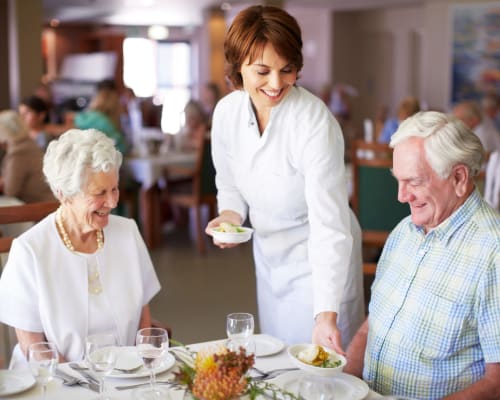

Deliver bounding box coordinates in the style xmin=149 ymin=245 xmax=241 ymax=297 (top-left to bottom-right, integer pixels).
xmin=41 ymin=0 xmax=423 ymax=27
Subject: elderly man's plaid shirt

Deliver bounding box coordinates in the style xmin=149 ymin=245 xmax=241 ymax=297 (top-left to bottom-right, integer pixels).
xmin=364 ymin=190 xmax=500 ymax=399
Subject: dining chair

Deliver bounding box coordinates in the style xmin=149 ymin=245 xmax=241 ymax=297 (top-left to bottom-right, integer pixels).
xmin=163 ymin=136 xmax=217 ymax=255
xmin=350 ymin=140 xmax=409 ymax=275
xmin=0 ymin=200 xmax=59 ymax=367
xmin=0 ymin=201 xmax=60 ymax=253
xmin=484 ymin=151 xmax=500 ymax=210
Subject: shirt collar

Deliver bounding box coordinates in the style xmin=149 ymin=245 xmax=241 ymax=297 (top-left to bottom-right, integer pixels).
xmin=408 ymin=189 xmax=482 ymax=243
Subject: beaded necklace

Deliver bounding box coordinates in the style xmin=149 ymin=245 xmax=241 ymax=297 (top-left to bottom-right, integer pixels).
xmin=55 ymin=207 xmax=103 ymax=252
xmin=56 ymin=207 xmax=104 ymax=295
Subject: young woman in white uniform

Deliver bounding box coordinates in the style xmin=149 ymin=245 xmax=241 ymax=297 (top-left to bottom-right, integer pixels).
xmin=206 ymin=6 xmax=361 ymax=352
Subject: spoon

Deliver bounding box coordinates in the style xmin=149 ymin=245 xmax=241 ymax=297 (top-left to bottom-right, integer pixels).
xmin=69 ymin=362 xmax=142 ymax=374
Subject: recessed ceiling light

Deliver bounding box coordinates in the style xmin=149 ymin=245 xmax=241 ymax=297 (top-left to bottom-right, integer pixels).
xmin=148 ymin=25 xmax=169 ymax=40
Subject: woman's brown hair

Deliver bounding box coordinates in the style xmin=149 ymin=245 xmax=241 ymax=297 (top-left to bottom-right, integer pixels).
xmin=224 ymin=5 xmax=303 ymax=90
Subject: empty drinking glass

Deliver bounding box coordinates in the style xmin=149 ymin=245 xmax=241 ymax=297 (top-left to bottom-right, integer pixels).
xmin=226 ymin=312 xmax=255 ymax=354
xmin=28 ymin=342 xmax=58 ymax=400
xmin=86 ymin=333 xmax=117 ymax=400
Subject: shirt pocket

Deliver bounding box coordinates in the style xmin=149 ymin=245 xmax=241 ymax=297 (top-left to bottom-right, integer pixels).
xmin=400 ymin=292 xmax=469 ymax=360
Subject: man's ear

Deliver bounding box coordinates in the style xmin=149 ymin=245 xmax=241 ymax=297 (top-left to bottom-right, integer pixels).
xmin=452 ymin=164 xmax=470 ymax=197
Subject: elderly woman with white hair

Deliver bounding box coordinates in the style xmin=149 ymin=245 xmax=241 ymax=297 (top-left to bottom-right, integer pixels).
xmin=0 ymin=110 xmax=54 ymax=202
xmin=0 ymin=128 xmax=161 ymax=365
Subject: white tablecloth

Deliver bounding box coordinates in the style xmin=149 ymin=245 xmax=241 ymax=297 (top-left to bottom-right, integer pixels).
xmin=0 ymin=338 xmax=382 ymax=399
xmin=123 ymin=151 xmax=197 ymax=190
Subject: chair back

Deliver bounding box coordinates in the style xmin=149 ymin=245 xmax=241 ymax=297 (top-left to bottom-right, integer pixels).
xmin=0 ymin=201 xmax=60 ymax=253
xmin=0 ymin=200 xmax=59 ymax=368
xmin=198 ymin=137 xmax=217 ymax=197
xmin=351 ymin=140 xmax=409 ymax=232
xmin=484 ymin=151 xmax=500 ymax=209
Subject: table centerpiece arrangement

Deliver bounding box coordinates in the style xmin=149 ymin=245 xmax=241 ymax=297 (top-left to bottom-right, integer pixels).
xmin=171 ymin=344 xmax=297 ymax=400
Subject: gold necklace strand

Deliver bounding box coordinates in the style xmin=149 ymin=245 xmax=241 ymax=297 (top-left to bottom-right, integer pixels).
xmin=56 ymin=207 xmax=104 ymax=252
xmin=56 ymin=207 xmax=104 ymax=294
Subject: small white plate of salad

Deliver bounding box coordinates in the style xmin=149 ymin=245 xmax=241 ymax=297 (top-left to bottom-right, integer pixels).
xmin=210 ymin=222 xmax=253 ymax=244
xmin=288 ymin=344 xmax=346 ymax=377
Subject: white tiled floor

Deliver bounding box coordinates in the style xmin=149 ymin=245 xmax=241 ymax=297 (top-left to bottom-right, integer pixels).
xmin=148 ymin=226 xmax=260 ymax=345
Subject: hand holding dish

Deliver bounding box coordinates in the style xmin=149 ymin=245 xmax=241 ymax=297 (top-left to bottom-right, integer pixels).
xmin=287 ymin=344 xmax=346 ymax=377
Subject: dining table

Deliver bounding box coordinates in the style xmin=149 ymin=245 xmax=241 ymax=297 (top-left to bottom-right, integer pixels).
xmin=0 ymin=336 xmax=383 ymax=399
xmin=122 ymin=149 xmax=197 ymax=249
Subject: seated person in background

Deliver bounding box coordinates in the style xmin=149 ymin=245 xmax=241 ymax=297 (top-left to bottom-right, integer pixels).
xmin=73 ymin=81 xmax=128 ymax=154
xmin=453 ymin=99 xmax=500 ymax=155
xmin=377 ymin=95 xmax=420 ymax=143
xmin=0 ymin=129 xmax=161 ymax=365
xmin=345 ymin=111 xmax=500 ymax=399
xmin=200 ymin=81 xmax=221 ymax=127
xmin=0 ymin=110 xmax=54 ymax=202
xmin=18 ymin=95 xmax=54 ymax=150
xmin=176 ymin=100 xmax=209 ymax=151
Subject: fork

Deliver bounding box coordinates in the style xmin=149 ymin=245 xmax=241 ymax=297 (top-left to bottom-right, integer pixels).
xmin=251 ymin=367 xmax=299 ymax=380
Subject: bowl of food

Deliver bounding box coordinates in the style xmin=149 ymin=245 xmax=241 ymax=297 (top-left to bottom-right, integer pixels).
xmin=287 ymin=344 xmax=346 ymax=377
xmin=210 ymin=222 xmax=253 ymax=244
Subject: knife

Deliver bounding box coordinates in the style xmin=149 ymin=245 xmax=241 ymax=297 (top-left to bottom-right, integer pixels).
xmin=114 ymin=380 xmax=172 ymax=391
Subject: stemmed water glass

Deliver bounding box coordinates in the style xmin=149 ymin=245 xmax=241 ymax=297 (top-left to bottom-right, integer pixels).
xmin=28 ymin=341 xmax=58 ymax=400
xmin=135 ymin=327 xmax=169 ymax=399
xmin=226 ymin=312 xmax=255 ymax=354
xmin=86 ymin=333 xmax=117 ymax=400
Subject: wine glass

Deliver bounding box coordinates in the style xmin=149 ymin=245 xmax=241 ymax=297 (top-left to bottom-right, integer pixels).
xmin=226 ymin=312 xmax=255 ymax=354
xmin=28 ymin=341 xmax=58 ymax=400
xmin=86 ymin=333 xmax=117 ymax=400
xmin=135 ymin=327 xmax=169 ymax=398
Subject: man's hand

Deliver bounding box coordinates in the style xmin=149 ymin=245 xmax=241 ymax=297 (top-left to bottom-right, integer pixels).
xmin=312 ymin=311 xmax=345 ymax=355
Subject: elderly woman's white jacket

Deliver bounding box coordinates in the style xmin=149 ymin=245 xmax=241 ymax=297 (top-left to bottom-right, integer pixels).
xmin=0 ymin=213 xmax=161 ymax=362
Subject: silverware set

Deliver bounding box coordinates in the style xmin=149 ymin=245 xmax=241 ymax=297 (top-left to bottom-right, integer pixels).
xmin=55 ymin=368 xmax=100 ymax=392
xmin=56 ymin=353 xmax=297 ymax=392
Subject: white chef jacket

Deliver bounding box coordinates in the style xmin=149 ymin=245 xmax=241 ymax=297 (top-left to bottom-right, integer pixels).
xmin=212 ymin=86 xmax=354 ymax=344
xmin=0 ymin=213 xmax=161 ymax=362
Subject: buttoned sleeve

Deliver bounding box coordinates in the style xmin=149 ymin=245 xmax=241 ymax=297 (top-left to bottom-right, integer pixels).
xmin=296 ymin=94 xmax=352 ymax=316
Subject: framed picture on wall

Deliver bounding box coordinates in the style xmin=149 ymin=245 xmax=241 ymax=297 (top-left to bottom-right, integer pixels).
xmin=451 ymin=2 xmax=500 ymax=103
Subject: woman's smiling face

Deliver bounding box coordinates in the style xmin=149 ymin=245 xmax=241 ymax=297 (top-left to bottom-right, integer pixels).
xmin=68 ymin=169 xmax=119 ymax=232
xmin=240 ymin=42 xmax=298 ymax=114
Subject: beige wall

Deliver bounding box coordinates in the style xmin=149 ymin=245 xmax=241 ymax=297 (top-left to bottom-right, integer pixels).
xmin=9 ymin=0 xmax=44 ymax=106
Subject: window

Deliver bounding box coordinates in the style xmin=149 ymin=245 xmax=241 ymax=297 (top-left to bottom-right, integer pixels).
xmin=123 ymin=38 xmax=193 ymax=134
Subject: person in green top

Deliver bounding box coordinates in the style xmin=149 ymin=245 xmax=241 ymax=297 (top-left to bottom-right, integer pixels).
xmin=74 ymin=82 xmax=128 ymax=155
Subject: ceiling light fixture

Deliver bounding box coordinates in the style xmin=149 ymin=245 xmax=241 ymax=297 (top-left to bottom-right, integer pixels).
xmin=148 ymin=25 xmax=169 ymax=40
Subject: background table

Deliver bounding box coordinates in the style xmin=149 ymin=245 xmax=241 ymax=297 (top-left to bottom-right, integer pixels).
xmin=122 ymin=151 xmax=196 ymax=248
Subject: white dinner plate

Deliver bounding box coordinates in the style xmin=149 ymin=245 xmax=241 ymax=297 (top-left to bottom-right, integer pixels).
xmin=108 ymin=347 xmax=175 ymax=379
xmin=0 ymin=370 xmax=36 ymax=396
xmin=254 ymin=334 xmax=285 ymax=357
xmin=271 ymin=370 xmax=369 ymax=400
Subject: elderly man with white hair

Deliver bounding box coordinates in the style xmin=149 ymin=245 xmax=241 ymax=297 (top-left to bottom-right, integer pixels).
xmin=345 ymin=111 xmax=500 ymax=399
